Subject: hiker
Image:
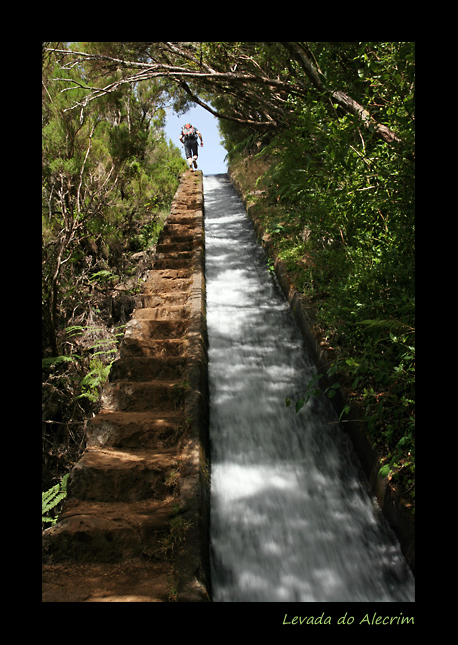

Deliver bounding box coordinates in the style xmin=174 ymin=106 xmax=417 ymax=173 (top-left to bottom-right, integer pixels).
xmin=179 ymin=123 xmax=203 ymax=171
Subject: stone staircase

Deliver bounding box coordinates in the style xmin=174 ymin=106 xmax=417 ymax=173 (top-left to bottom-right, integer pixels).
xmin=42 ymin=171 xmax=210 ymax=602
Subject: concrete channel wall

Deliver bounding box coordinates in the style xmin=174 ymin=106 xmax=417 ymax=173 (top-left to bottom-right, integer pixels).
xmin=172 ymin=171 xmax=211 ymax=600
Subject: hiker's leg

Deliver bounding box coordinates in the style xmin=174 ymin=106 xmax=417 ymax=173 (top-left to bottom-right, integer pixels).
xmin=191 ymin=142 xmax=198 ymax=168
xmin=184 ymin=142 xmax=193 ymax=169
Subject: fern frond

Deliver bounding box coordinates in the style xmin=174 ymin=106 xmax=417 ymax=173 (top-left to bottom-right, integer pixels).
xmin=42 ymin=474 xmax=69 ymax=522
xmin=355 ymin=318 xmax=415 ymax=335
xmin=42 ymin=482 xmax=60 ymax=509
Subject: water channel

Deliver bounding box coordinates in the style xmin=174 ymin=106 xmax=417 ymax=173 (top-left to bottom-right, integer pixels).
xmin=203 ymin=174 xmax=414 ymax=602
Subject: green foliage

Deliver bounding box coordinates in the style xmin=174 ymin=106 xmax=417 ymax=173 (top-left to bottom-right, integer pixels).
xmin=42 ymin=355 xmax=78 ymax=369
xmin=158 ymin=516 xmax=193 ymax=556
xmin=42 ymin=473 xmax=69 ymax=527
xmin=227 ymin=43 xmax=414 ymax=506
xmin=42 ymin=45 xmax=187 ymax=358
xmin=77 ymin=356 xmax=112 ymax=402
xmin=286 ymin=374 xmax=342 ymax=413
xmin=63 ymin=324 xmax=125 ymax=400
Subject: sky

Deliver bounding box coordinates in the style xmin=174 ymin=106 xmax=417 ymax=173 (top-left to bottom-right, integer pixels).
xmin=162 ymin=104 xmax=228 ymax=176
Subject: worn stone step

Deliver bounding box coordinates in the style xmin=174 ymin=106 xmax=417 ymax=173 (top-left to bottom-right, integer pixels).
xmin=42 ymin=560 xmax=173 ymax=601
xmin=67 ymin=447 xmax=181 ymax=503
xmin=124 ymin=319 xmax=189 ymax=342
xmin=162 ymin=222 xmax=194 ymax=233
xmin=142 ymin=277 xmax=192 ymax=294
xmin=156 ymin=242 xmax=193 ymax=254
xmin=171 ymin=193 xmax=202 ymax=210
xmin=165 ymin=211 xmax=196 ymax=221
xmin=158 ymin=228 xmax=194 ymax=239
xmin=120 ymin=337 xmax=186 ymax=359
xmin=154 ymin=268 xmax=192 ymax=280
xmin=153 ymin=258 xmax=192 ymax=271
xmin=42 ymin=499 xmax=174 ymax=564
xmin=139 ymin=293 xmax=189 ymax=308
xmin=156 ymin=250 xmax=193 ymax=260
xmin=133 ymin=306 xmax=189 ymax=322
xmin=101 ymin=379 xmax=187 ymax=413
xmin=157 ymin=234 xmax=194 ymax=246
xmin=166 ymin=215 xmax=196 ymax=226
xmin=86 ymin=410 xmax=185 ymax=450
xmin=109 ymin=356 xmax=187 ymax=382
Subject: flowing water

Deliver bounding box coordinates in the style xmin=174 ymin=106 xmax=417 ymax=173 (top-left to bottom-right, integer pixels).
xmin=203 ymin=174 xmax=414 ymax=602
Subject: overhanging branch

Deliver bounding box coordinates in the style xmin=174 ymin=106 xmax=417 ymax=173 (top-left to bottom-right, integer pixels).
xmin=281 ymin=42 xmax=403 ymax=147
xmin=178 ymin=80 xmax=277 ymax=129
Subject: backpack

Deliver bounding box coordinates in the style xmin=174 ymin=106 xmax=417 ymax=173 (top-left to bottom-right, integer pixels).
xmin=182 ymin=124 xmax=198 ymax=141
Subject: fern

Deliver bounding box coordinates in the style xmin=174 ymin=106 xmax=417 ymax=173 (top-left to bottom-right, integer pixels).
xmin=42 ymin=473 xmax=69 ymax=527
xmin=76 ymin=357 xmax=112 ymax=402
xmin=41 ymin=355 xmax=78 ymax=369
xmin=355 ymin=318 xmax=415 ymax=335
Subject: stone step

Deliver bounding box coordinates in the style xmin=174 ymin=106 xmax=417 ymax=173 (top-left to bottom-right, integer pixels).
xmin=171 ymin=193 xmax=202 ymax=210
xmin=153 ymin=258 xmax=192 ymax=271
xmin=120 ymin=337 xmax=186 ymax=359
xmin=142 ymin=277 xmax=192 ymax=294
xmin=133 ymin=306 xmax=189 ymax=322
xmin=156 ymin=242 xmax=193 ymax=254
xmin=166 ymin=214 xmax=196 ymax=225
xmin=157 ymin=234 xmax=194 ymax=246
xmin=86 ymin=410 xmax=185 ymax=450
xmin=158 ymin=224 xmax=195 ymax=236
xmin=67 ymin=447 xmax=181 ymax=502
xmin=42 ymin=561 xmax=173 ymax=601
xmin=139 ymin=293 xmax=189 ymax=308
xmin=160 ymin=224 xmax=195 ymax=238
xmin=109 ymin=356 xmax=186 ymax=382
xmin=154 ymin=268 xmax=192 ymax=280
xmin=156 ymin=250 xmax=193 ymax=260
xmin=42 ymin=499 xmax=174 ymax=564
xmin=124 ymin=318 xmax=189 ymax=342
xmin=101 ymin=379 xmax=187 ymax=413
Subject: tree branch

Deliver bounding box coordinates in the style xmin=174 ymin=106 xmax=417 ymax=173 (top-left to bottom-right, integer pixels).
xmin=47 ymin=46 xmax=303 ymax=117
xmin=47 ymin=43 xmax=405 ymax=148
xmin=281 ymin=42 xmax=403 ymax=146
xmin=178 ymin=80 xmax=277 ymax=129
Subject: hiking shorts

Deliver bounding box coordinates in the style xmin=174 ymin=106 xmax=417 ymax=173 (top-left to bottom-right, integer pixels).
xmin=184 ymin=139 xmax=198 ymax=159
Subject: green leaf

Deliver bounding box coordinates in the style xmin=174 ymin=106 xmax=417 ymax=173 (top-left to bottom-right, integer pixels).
xmin=396 ymin=436 xmax=408 ymax=447
xmin=327 ymin=382 xmax=340 ymax=398
xmin=378 ymin=465 xmax=391 ymax=478
xmin=42 ymin=355 xmax=76 ymax=369
xmin=42 ymin=474 xmax=69 ymax=524
xmin=295 ymin=398 xmax=306 ymax=413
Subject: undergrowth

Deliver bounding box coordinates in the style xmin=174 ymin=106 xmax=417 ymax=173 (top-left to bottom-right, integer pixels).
xmin=42 ymin=473 xmax=69 ymax=529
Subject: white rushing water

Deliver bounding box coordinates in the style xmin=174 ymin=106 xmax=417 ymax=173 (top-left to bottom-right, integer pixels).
xmin=204 ymin=174 xmax=415 ymax=602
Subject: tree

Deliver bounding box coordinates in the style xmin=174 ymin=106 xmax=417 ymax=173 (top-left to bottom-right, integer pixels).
xmin=42 ymin=45 xmax=186 ymax=357
xmin=44 ymin=42 xmax=410 ymax=153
